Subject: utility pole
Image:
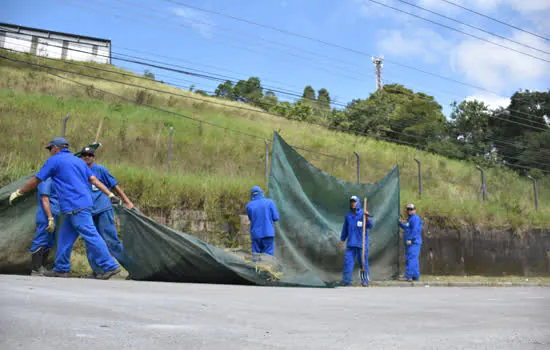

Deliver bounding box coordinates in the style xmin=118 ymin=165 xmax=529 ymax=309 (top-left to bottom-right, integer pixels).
xmin=372 ymin=57 xmax=384 ymax=91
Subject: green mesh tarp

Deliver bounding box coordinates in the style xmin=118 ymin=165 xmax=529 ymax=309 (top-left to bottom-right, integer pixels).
xmin=0 ymin=176 xmax=329 ymax=287
xmin=0 ymin=133 xmax=399 ymax=286
xmin=269 ymin=132 xmax=400 ymax=282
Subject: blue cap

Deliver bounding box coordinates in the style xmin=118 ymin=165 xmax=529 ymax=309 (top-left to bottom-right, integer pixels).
xmin=350 ymin=196 xmax=359 ymax=202
xmin=45 ymin=137 xmax=69 ymax=149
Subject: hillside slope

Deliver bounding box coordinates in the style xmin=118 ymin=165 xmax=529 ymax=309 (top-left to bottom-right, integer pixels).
xmin=0 ymin=50 xmax=548 ymax=229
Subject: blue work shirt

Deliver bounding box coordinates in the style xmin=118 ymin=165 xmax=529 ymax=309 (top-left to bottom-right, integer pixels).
xmin=340 ymin=199 xmax=373 ymax=248
xmin=89 ymin=164 xmax=119 ymax=216
xmin=36 ymin=148 xmax=93 ymax=214
xmin=246 ymin=186 xmax=279 ymax=240
xmin=36 ymin=177 xmax=60 ymax=221
xmin=399 ymin=214 xmax=423 ymax=245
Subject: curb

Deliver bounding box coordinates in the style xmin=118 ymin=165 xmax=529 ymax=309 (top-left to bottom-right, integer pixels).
xmin=371 ymin=281 xmax=550 ymax=287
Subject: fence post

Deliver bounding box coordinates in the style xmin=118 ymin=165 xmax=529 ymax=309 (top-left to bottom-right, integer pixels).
xmin=354 ymin=151 xmax=360 ymax=184
xmin=61 ymin=114 xmax=70 ymax=137
xmin=414 ymin=158 xmax=422 ymax=198
xmin=264 ymin=139 xmax=269 ymax=188
xmin=527 ymin=176 xmax=539 ymax=211
xmin=476 ymin=165 xmax=487 ymax=201
xmin=166 ymin=127 xmax=174 ymax=174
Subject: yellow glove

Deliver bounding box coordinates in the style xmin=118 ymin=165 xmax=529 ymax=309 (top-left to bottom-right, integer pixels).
xmin=9 ymin=189 xmax=23 ymax=205
xmin=46 ymin=217 xmax=55 ymax=233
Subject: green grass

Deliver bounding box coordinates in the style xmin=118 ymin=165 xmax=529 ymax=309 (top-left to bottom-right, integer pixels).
xmin=418 ymin=275 xmax=550 ymax=283
xmin=1 ymin=50 xmax=549 ymax=230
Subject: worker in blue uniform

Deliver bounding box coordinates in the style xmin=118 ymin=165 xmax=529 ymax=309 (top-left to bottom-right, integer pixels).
xmin=30 ymin=177 xmax=60 ymax=276
xmin=340 ymin=196 xmax=372 ymax=286
xmin=9 ymin=137 xmax=122 ymax=279
xmin=399 ymin=203 xmax=423 ymax=281
xmin=246 ymin=186 xmax=279 ymax=256
xmin=78 ymin=146 xmax=134 ymax=278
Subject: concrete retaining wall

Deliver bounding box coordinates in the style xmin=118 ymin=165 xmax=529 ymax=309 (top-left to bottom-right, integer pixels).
xmin=145 ymin=209 xmax=550 ymax=276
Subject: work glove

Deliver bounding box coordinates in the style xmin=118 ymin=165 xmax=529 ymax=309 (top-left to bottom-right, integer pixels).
xmin=9 ymin=189 xmax=23 ymax=205
xmin=46 ymin=217 xmax=55 ymax=233
xmin=406 ymin=240 xmax=412 ymax=246
xmin=108 ymin=193 xmax=121 ymax=205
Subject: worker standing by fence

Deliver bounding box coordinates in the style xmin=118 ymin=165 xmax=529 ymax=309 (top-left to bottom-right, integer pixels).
xmin=399 ymin=204 xmax=423 ymax=281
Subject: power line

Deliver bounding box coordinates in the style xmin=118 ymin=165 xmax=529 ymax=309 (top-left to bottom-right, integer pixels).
xmin=160 ymin=0 xmax=547 ymax=96
xmin=3 ymin=53 xmax=540 ymax=184
xmin=3 ymin=37 xmax=549 ymax=159
xmin=438 ymin=0 xmax=550 ymax=42
xmin=53 ymin=0 xmax=371 ymax=83
xmin=19 ymin=1 xmax=548 ymax=128
xmin=112 ymin=0 xmax=367 ymax=74
xmin=364 ymin=0 xmax=550 ymax=64
xmin=5 ymin=34 xmax=549 ymax=153
xmin=394 ymin=0 xmax=549 ymax=55
xmin=3 ymin=51 xmax=549 ymax=173
xmin=5 ymin=30 xmax=548 ymax=134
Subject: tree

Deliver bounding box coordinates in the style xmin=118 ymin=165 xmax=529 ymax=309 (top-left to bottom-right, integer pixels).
xmin=234 ymin=77 xmax=264 ymax=106
xmin=490 ymin=90 xmax=549 ymax=170
xmin=342 ymin=84 xmax=447 ymax=146
xmin=271 ymin=101 xmax=292 ymax=117
xmin=143 ymin=69 xmax=155 ymax=80
xmin=288 ymin=101 xmax=312 ymax=121
xmin=215 ymin=80 xmax=234 ymax=100
xmin=302 ymin=85 xmax=316 ymax=103
xmin=317 ymin=88 xmax=331 ymax=111
xmin=260 ymin=90 xmax=278 ymax=110
xmin=449 ymin=100 xmax=493 ymax=159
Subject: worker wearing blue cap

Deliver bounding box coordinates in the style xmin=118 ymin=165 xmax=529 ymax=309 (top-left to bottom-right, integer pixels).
xmin=9 ymin=137 xmax=122 ymax=279
xmin=78 ymin=146 xmax=134 ymax=278
xmin=339 ymin=195 xmax=373 ymax=286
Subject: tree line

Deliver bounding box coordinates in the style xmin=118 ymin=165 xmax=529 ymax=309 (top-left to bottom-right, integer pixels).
xmin=198 ymin=75 xmax=549 ymax=177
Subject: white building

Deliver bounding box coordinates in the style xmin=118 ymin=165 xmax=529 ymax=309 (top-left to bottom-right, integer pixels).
xmin=0 ymin=22 xmax=111 ymax=64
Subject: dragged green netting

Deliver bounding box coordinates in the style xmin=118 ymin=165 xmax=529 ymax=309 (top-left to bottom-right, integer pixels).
xmin=269 ymin=132 xmax=400 ymax=282
xmin=0 ymin=134 xmax=399 ymax=286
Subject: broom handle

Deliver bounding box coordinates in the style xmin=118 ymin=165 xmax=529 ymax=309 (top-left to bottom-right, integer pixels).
xmin=95 ymin=119 xmax=103 ymax=143
xmin=362 ymin=197 xmax=367 ymax=271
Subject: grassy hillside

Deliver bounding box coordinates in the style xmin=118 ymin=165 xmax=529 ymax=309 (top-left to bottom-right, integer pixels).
xmin=1 ymin=50 xmax=549 ymax=229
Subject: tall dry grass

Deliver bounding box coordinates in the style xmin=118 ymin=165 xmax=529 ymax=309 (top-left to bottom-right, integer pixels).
xmin=0 ymin=51 xmax=548 ymax=229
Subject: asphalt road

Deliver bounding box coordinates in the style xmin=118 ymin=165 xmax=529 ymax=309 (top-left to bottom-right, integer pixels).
xmin=1 ymin=275 xmax=549 ymax=350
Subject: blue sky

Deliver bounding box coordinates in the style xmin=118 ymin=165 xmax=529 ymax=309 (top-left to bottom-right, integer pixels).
xmin=2 ymin=0 xmax=549 ymax=117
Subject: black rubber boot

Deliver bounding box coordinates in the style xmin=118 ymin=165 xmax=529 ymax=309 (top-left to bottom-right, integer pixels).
xmin=31 ymin=248 xmax=46 ymax=276
xmin=42 ymin=248 xmax=50 ymax=267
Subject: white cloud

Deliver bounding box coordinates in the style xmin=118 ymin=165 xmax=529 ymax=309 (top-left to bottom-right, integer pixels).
xmin=451 ymin=32 xmax=550 ymax=91
xmin=420 ymin=0 xmax=550 ymax=13
xmin=172 ymin=8 xmax=215 ymax=38
xmin=377 ymin=28 xmax=452 ymax=63
xmin=466 ymin=94 xmax=510 ymax=109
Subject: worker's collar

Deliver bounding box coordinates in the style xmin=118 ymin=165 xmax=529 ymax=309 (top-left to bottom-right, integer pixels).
xmin=55 ymin=148 xmax=71 ymax=156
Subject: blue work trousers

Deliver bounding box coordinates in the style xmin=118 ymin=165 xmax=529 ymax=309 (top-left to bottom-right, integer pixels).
xmin=405 ymin=243 xmax=421 ymax=280
xmin=251 ymin=237 xmax=274 ymax=255
xmin=87 ymin=209 xmax=126 ymax=273
xmin=343 ymin=246 xmax=369 ymax=285
xmin=30 ymin=215 xmax=59 ymax=252
xmin=53 ymin=208 xmax=119 ymax=273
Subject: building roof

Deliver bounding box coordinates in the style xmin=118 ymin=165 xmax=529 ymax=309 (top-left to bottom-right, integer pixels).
xmin=0 ymin=22 xmax=111 ymax=44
